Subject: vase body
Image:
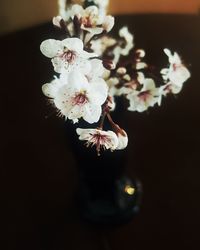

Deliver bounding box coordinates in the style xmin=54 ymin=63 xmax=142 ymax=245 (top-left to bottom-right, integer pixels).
xmin=65 ymin=121 xmax=142 ymax=225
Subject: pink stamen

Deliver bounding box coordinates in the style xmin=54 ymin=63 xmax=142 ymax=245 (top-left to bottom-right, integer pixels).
xmin=59 ymin=50 xmax=76 ymax=63
xmin=87 ymin=132 xmax=112 ymax=155
xmin=72 ymin=92 xmax=88 ymax=106
xmin=81 ymin=17 xmax=93 ymax=28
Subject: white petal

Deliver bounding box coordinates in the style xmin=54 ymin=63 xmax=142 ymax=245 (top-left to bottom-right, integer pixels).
xmin=116 ymin=132 xmax=128 ymax=150
xmin=68 ymin=105 xmax=85 ymax=122
xmin=105 ymin=131 xmax=119 ymax=150
xmin=84 ymin=104 xmax=102 ymax=124
xmin=83 ymin=27 xmax=103 ymax=36
xmin=71 ymin=4 xmax=84 ymax=17
xmin=89 ymin=79 xmax=108 ymax=105
xmin=40 ymin=39 xmax=62 ymax=58
xmin=173 ymin=52 xmax=182 ymax=64
xmin=142 ymin=78 xmax=156 ymax=91
xmin=160 ymin=68 xmax=169 ymax=75
xmin=42 ymin=81 xmax=59 ymax=98
xmin=79 ymin=50 xmax=97 ymax=59
xmin=103 ymin=16 xmax=115 ymax=32
xmin=52 ymin=16 xmax=62 ymax=27
xmin=89 ymin=59 xmax=105 ymax=78
xmin=137 ymin=72 xmax=145 ymax=84
xmin=85 ymin=6 xmax=99 ymax=17
xmin=67 ymin=70 xmax=89 ymax=90
xmin=54 ymin=85 xmax=73 ymax=111
xmin=169 ymin=67 xmax=191 ymax=87
xmin=62 ymin=38 xmax=84 ymax=53
xmin=163 ymin=48 xmax=172 ymax=58
xmin=51 ymin=57 xmax=66 ymax=73
xmin=76 ymin=128 xmax=94 ymax=140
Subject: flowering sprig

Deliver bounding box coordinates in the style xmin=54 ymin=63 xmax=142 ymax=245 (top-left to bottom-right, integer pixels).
xmin=41 ymin=0 xmax=191 ymax=155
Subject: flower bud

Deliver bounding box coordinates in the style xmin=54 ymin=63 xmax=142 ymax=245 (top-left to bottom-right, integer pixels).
xmin=117 ymin=67 xmax=127 ymax=75
xmin=52 ymin=16 xmax=63 ymax=28
xmin=116 ymin=129 xmax=128 ymax=150
xmin=136 ymin=49 xmax=145 ymax=58
xmin=103 ymin=59 xmax=116 ymax=70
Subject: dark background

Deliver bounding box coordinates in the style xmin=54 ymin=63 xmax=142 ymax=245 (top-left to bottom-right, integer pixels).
xmin=1 ymin=14 xmax=200 ymax=249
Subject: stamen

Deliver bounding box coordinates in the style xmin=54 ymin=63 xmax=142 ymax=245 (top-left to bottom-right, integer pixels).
xmin=59 ymin=49 xmax=76 ymax=63
xmin=86 ymin=131 xmax=112 ymax=155
xmin=72 ymin=92 xmax=88 ymax=106
xmin=81 ymin=16 xmax=93 ymax=28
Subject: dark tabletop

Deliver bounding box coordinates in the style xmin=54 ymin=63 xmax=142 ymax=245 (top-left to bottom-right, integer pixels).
xmin=1 ymin=14 xmax=200 ymax=250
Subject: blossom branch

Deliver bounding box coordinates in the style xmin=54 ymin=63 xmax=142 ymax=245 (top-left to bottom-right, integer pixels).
xmin=40 ymin=0 xmax=191 ymax=155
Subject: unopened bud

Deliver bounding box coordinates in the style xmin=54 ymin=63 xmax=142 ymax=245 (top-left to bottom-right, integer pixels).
xmin=107 ymin=95 xmax=116 ymax=111
xmin=117 ymin=67 xmax=127 ymax=75
xmin=123 ymin=74 xmax=131 ymax=81
xmin=52 ymin=16 xmax=63 ymax=28
xmin=116 ymin=128 xmax=128 ymax=150
xmin=103 ymin=59 xmax=116 ymax=70
xmin=136 ymin=49 xmax=145 ymax=58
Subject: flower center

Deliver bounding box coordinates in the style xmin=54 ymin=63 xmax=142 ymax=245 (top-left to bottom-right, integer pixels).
xmin=138 ymin=90 xmax=151 ymax=102
xmin=60 ymin=49 xmax=76 ymax=63
xmin=81 ymin=16 xmax=93 ymax=28
xmin=72 ymin=92 xmax=88 ymax=106
xmin=89 ymin=132 xmax=112 ymax=155
xmin=172 ymin=63 xmax=182 ymax=71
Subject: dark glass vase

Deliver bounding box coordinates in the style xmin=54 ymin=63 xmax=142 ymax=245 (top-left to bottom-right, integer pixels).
xmin=65 ymin=120 xmax=142 ymax=225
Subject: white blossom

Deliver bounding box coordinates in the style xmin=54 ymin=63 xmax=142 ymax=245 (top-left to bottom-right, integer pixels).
xmin=69 ymin=4 xmax=114 ymax=37
xmin=113 ymin=27 xmax=134 ymax=64
xmin=42 ymin=69 xmax=108 ymax=123
xmin=76 ymin=128 xmax=119 ymax=154
xmin=127 ymin=78 xmax=161 ymax=112
xmin=161 ymin=48 xmax=190 ymax=87
xmin=40 ymin=38 xmax=96 ymax=73
xmin=91 ymin=36 xmax=116 ymax=55
xmin=40 ymin=1 xmax=191 ymax=155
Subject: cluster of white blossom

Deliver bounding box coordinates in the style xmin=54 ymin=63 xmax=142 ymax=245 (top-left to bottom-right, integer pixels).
xmin=41 ymin=0 xmax=190 ymax=155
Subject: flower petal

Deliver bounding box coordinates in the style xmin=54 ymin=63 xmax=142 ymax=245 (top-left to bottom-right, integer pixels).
xmin=89 ymin=79 xmax=108 ymax=105
xmin=62 ymin=38 xmax=84 ymax=53
xmin=40 ymin=39 xmax=62 ymax=58
xmin=84 ymin=104 xmax=102 ymax=124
